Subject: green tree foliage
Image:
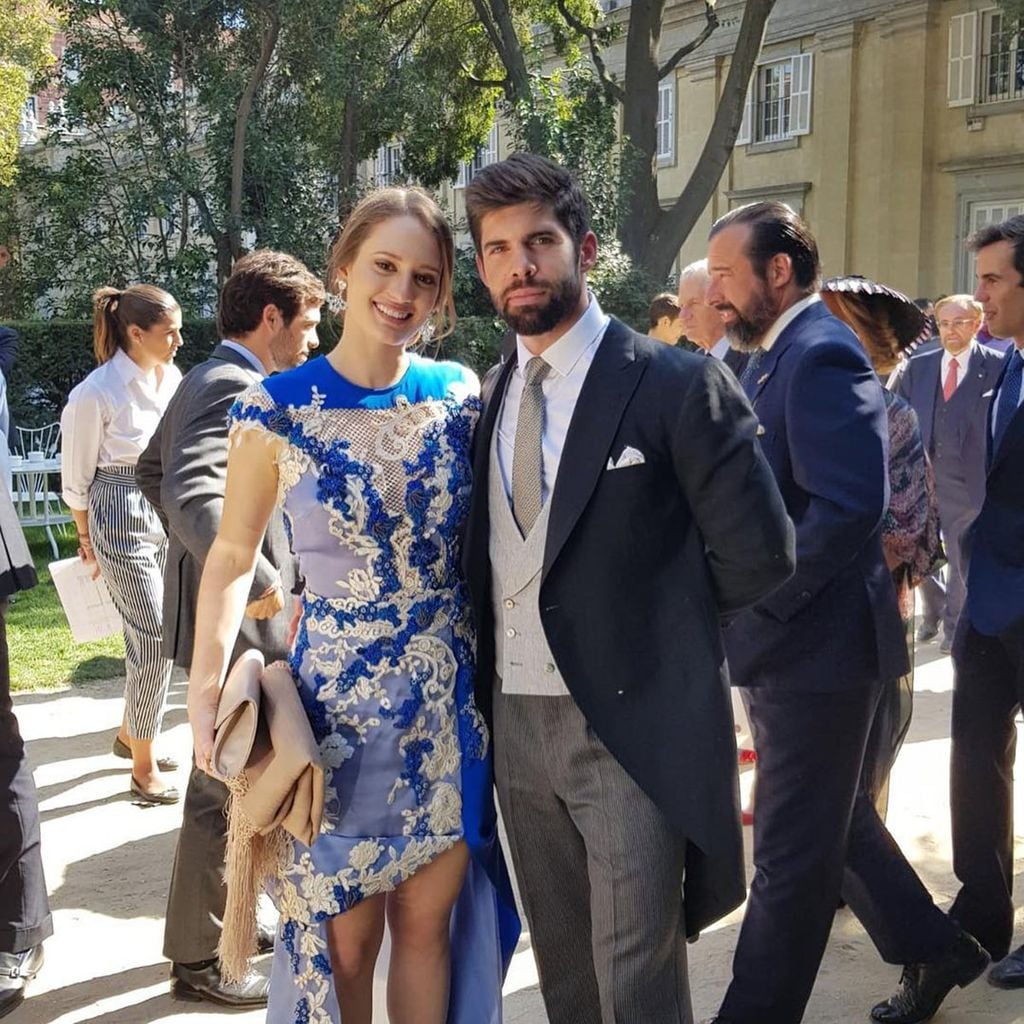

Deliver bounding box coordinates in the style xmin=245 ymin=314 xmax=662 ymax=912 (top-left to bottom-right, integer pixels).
xmin=3 ymin=0 xmax=501 ymax=315
xmin=0 ymin=0 xmax=58 ymax=186
xmin=474 ymin=0 xmax=778 ymax=282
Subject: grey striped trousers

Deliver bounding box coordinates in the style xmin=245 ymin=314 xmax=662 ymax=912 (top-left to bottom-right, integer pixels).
xmin=494 ymin=689 xmax=693 ymax=1024
xmin=88 ymin=466 xmax=173 ymax=741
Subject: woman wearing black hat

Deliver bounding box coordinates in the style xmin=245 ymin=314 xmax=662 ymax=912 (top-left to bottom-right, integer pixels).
xmin=822 ymin=277 xmax=944 ymax=817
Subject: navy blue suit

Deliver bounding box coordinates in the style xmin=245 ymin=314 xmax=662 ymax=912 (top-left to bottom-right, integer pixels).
xmin=895 ymin=344 xmax=1004 ymax=637
xmin=950 ymin=345 xmax=1024 ymax=960
xmin=719 ymin=301 xmax=957 ymax=1024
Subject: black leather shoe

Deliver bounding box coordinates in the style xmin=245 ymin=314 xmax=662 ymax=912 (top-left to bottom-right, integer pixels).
xmin=916 ymin=623 xmax=939 ymax=643
xmin=170 ymin=959 xmax=269 ymax=1007
xmin=870 ymin=930 xmax=989 ymax=1023
xmin=988 ymin=942 xmax=1024 ymax=988
xmin=0 ymin=944 xmax=44 ymax=1019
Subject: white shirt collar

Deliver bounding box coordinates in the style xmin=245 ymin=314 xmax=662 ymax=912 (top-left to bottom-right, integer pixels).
xmin=709 ymin=337 xmax=731 ymax=360
xmin=761 ymin=293 xmax=821 ymax=352
xmin=111 ymin=346 xmax=148 ymax=384
xmin=221 ymin=339 xmax=268 ymax=377
xmin=515 ymin=294 xmax=610 ymax=378
xmin=941 ymin=341 xmax=976 ymax=370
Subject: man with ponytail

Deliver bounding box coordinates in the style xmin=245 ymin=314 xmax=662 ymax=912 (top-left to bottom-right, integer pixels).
xmin=137 ymin=250 xmax=322 ymax=1006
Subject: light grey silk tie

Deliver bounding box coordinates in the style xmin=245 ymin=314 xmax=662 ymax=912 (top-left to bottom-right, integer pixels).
xmin=511 ymin=356 xmax=551 ymax=535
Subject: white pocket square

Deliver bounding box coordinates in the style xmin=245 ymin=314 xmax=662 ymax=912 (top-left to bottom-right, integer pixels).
xmin=983 ymin=389 xmax=995 ymax=398
xmin=606 ymin=445 xmax=646 ymax=471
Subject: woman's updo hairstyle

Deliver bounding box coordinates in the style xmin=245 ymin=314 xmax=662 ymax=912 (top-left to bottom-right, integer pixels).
xmin=326 ymin=187 xmax=457 ymax=343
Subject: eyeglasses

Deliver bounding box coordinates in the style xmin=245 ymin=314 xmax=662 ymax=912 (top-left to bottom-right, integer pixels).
xmin=937 ymin=319 xmax=977 ymax=330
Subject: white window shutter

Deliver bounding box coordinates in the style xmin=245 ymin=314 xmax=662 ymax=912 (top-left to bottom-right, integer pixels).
xmin=791 ymin=52 xmax=813 ymax=136
xmin=735 ymin=74 xmax=753 ymax=146
xmin=948 ymin=11 xmax=978 ymax=107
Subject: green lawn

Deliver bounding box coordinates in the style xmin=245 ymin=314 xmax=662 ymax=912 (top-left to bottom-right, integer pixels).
xmin=8 ymin=528 xmax=125 ymax=693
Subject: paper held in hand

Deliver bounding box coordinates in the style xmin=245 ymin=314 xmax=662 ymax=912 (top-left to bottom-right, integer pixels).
xmin=48 ymin=556 xmax=122 ymax=643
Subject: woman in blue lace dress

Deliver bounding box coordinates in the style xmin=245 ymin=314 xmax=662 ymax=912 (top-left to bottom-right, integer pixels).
xmin=187 ymin=188 xmax=519 ymax=1024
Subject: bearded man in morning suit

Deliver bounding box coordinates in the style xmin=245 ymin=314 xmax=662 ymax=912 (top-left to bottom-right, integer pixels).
xmin=137 ymin=251 xmax=323 ymax=1006
xmin=460 ymin=153 xmax=795 ymax=1024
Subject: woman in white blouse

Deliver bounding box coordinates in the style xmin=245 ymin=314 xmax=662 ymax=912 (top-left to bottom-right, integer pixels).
xmin=61 ymin=285 xmax=183 ymax=804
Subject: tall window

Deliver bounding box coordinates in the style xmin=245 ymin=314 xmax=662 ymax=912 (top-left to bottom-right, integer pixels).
xmin=963 ymin=199 xmax=1024 ymax=289
xmin=18 ymin=98 xmax=38 ymax=144
xmin=981 ymin=9 xmax=1023 ymax=103
xmin=455 ymin=124 xmax=499 ymax=188
xmin=375 ymin=142 xmax=403 ymax=187
xmin=736 ymin=53 xmax=813 ymax=146
xmin=656 ymin=79 xmax=676 ymax=164
xmin=949 ymin=9 xmax=1024 ymax=107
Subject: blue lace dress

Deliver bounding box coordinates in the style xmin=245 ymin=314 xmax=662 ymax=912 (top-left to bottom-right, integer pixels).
xmin=229 ymin=354 xmax=520 ymax=1024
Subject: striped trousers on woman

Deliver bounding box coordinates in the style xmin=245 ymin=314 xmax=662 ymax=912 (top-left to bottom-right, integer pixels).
xmin=88 ymin=466 xmax=173 ymax=741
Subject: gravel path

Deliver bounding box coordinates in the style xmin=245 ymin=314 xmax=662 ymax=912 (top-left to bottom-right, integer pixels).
xmin=11 ymin=644 xmax=1024 ymax=1023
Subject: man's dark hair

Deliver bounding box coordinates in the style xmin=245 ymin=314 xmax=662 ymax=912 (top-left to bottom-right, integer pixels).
xmin=464 ymin=152 xmax=591 ymax=253
xmin=217 ymin=250 xmax=325 ymax=339
xmin=913 ymin=297 xmax=932 ymax=310
xmin=968 ymin=214 xmax=1024 ymax=284
xmin=709 ymin=201 xmax=820 ymax=292
xmin=648 ymin=292 xmax=680 ymax=328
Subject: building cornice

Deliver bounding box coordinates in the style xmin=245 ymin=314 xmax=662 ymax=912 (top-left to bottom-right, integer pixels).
xmin=816 ymin=23 xmax=857 ymax=53
xmin=939 ymin=152 xmax=1024 ymax=174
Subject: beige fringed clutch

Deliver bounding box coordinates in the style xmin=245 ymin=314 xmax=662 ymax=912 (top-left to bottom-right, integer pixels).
xmin=211 ymin=649 xmax=325 ymax=983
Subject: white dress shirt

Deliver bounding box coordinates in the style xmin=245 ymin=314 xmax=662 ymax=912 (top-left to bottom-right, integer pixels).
xmin=496 ymin=295 xmax=610 ymax=505
xmin=940 ymin=342 xmax=975 ymax=397
xmin=61 ymin=348 xmax=182 ymax=510
xmin=220 ymin=339 xmax=267 ymax=376
xmin=760 ymin=294 xmax=821 ymax=352
xmin=709 ymin=337 xmax=731 ymax=361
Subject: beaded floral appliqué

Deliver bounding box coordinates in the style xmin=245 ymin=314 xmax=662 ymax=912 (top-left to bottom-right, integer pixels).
xmin=228 ymin=372 xmax=485 ymax=1024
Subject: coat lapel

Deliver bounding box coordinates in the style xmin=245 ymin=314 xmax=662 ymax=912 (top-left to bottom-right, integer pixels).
xmin=464 ymin=357 xmax=515 ymax=602
xmin=916 ymin=353 xmax=939 ymax=453
xmin=988 ymin=352 xmax=1024 ymax=474
xmin=543 ymin=320 xmax=646 ymax=578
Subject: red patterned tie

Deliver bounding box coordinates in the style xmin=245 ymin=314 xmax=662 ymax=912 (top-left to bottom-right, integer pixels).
xmin=943 ymin=357 xmax=959 ymax=402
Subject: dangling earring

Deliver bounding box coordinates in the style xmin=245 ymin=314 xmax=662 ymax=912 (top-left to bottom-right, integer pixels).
xmin=420 ymin=317 xmax=435 ymax=345
xmin=326 ymin=279 xmax=347 ymax=315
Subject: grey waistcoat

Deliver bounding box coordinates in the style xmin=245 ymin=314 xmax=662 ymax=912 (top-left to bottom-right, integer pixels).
xmin=488 ymin=423 xmax=569 ymax=696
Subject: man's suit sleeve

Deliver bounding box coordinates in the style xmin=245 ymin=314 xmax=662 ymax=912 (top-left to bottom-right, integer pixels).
xmin=136 ymin=419 xmax=169 ymax=532
xmin=757 ymin=340 xmax=889 ymax=623
xmin=161 ymin=372 xmax=280 ymax=602
xmin=671 ymin=357 xmax=795 ymax=614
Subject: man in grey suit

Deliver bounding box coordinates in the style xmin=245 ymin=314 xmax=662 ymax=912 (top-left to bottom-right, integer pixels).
xmin=137 ymin=250 xmax=323 ymax=1006
xmin=894 ymin=295 xmax=1004 ymax=652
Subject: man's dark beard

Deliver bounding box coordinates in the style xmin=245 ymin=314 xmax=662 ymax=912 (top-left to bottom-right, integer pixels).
xmin=500 ymin=273 xmax=583 ymax=336
xmin=723 ymin=286 xmax=779 ymax=353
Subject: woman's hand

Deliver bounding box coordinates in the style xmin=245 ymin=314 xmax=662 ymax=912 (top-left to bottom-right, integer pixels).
xmin=187 ymin=678 xmax=220 ymax=775
xmin=78 ymin=536 xmax=101 ymax=580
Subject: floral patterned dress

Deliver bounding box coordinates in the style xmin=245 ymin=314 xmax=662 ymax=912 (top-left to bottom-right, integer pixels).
xmin=229 ymin=353 xmax=519 ymax=1024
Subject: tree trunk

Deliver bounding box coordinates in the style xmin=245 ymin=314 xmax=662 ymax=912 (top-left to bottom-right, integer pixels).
xmin=640 ymin=0 xmax=776 ymax=281
xmin=228 ymin=10 xmax=281 ymax=264
xmin=474 ymin=0 xmax=548 ymax=153
xmin=334 ymin=95 xmax=361 ymax=241
xmin=618 ymin=0 xmax=667 ymax=264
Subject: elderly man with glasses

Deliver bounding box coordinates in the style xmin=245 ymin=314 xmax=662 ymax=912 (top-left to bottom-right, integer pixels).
xmin=894 ymin=294 xmax=1005 ymax=652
